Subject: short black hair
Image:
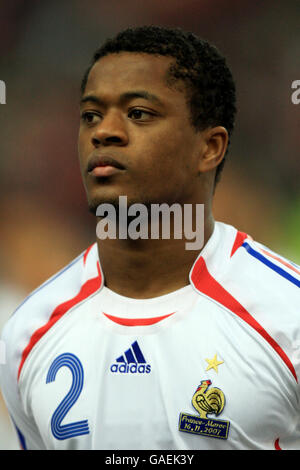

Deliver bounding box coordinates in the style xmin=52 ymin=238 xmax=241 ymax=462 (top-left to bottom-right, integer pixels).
xmin=80 ymin=25 xmax=237 ymax=185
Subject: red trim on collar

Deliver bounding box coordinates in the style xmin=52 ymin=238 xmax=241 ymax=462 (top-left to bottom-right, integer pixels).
xmin=102 ymin=312 xmax=175 ymax=326
xmin=83 ymin=243 xmax=95 ymax=265
xmin=230 ymin=231 xmax=249 ymax=257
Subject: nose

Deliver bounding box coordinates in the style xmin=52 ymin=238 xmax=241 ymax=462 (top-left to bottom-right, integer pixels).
xmin=91 ymin=110 xmax=129 ymax=147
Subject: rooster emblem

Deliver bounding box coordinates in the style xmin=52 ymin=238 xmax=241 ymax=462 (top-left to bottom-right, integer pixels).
xmin=192 ymin=379 xmax=225 ymax=418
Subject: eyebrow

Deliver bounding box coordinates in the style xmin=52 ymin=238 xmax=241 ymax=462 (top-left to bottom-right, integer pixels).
xmin=80 ymin=90 xmax=163 ymax=107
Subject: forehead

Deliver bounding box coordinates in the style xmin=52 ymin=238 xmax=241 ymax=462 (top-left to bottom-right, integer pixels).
xmin=84 ymin=52 xmax=181 ymax=100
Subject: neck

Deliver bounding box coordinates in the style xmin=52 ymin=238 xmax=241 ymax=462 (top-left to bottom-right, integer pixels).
xmin=96 ymin=207 xmax=215 ymax=299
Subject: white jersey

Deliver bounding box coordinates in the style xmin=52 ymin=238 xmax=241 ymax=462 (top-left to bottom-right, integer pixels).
xmin=0 ymin=221 xmax=300 ymax=450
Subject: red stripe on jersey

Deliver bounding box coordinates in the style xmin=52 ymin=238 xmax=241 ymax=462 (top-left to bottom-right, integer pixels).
xmin=259 ymin=248 xmax=300 ymax=276
xmin=274 ymin=438 xmax=282 ymax=450
xmin=103 ymin=312 xmax=175 ymax=326
xmin=17 ymin=262 xmax=102 ymax=381
xmin=230 ymin=231 xmax=249 ymax=257
xmin=191 ymin=257 xmax=298 ymax=383
xmin=83 ymin=244 xmax=95 ymax=265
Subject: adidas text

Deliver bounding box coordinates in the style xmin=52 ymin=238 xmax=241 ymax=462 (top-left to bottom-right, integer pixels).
xmin=110 ymin=363 xmax=151 ymax=374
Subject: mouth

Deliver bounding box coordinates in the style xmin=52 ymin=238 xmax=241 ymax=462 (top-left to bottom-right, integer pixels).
xmin=87 ymin=154 xmax=126 ymax=177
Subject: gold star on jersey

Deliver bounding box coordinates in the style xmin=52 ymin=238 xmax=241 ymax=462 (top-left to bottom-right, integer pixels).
xmin=205 ymin=354 xmax=224 ymax=373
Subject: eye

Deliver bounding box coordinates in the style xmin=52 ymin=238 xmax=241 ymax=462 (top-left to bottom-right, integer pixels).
xmin=81 ymin=112 xmax=101 ymax=124
xmin=128 ymin=108 xmax=153 ymax=120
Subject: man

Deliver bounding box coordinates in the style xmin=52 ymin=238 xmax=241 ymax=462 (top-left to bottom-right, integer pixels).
xmin=0 ymin=26 xmax=299 ymax=450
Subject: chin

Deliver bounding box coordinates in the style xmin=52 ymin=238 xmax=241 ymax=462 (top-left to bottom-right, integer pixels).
xmin=87 ymin=194 xmax=155 ymax=218
xmin=87 ymin=194 xmax=127 ymax=216
xmin=87 ymin=198 xmax=115 ymax=216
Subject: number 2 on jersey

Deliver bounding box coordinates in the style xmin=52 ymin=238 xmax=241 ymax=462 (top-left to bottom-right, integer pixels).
xmin=46 ymin=353 xmax=90 ymax=440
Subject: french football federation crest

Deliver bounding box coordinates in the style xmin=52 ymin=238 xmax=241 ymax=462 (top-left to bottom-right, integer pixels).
xmin=179 ymin=380 xmax=230 ymax=439
xmin=192 ymin=379 xmax=225 ymax=418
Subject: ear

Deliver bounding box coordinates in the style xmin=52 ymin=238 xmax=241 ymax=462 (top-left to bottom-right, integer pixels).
xmin=197 ymin=126 xmax=228 ymax=173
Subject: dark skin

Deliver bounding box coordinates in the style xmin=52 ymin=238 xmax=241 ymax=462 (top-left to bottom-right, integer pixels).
xmin=78 ymin=52 xmax=228 ymax=298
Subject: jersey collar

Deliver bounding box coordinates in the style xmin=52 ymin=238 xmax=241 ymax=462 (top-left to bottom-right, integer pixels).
xmin=83 ymin=221 xmax=240 ymax=296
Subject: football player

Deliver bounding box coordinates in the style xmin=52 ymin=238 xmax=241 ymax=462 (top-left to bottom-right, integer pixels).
xmin=1 ymin=26 xmax=299 ymax=450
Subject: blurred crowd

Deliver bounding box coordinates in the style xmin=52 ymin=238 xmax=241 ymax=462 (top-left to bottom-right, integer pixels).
xmin=0 ymin=0 xmax=299 ymax=449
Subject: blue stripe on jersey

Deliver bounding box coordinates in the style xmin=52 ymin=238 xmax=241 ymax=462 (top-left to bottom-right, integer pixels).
xmin=13 ymin=422 xmax=27 ymax=450
xmin=242 ymin=242 xmax=300 ymax=288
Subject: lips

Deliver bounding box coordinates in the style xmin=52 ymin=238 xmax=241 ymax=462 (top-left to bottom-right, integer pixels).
xmin=87 ymin=154 xmax=125 ymax=173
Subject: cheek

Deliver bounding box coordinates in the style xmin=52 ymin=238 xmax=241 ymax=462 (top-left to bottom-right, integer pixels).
xmin=135 ymin=127 xmax=187 ymax=173
xmin=146 ymin=139 xmax=192 ymax=183
xmin=77 ymin=132 xmax=90 ymax=170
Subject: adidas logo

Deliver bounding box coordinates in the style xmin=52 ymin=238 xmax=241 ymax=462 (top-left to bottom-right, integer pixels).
xmin=110 ymin=341 xmax=151 ymax=374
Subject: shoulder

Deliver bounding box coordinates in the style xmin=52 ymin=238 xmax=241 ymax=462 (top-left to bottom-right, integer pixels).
xmin=227 ymin=223 xmax=300 ymax=299
xmin=228 ymin=227 xmax=300 ymax=335
xmin=198 ymin=220 xmax=300 ymax=330
xmin=195 ymin=221 xmax=299 ymax=295
xmin=221 ymin=222 xmax=300 ymax=376
xmin=197 ymin=222 xmax=300 ymax=382
xmin=208 ymin=222 xmax=300 ymax=319
xmin=0 ymin=243 xmax=99 ymax=382
xmin=0 ymin=244 xmax=100 ymax=448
